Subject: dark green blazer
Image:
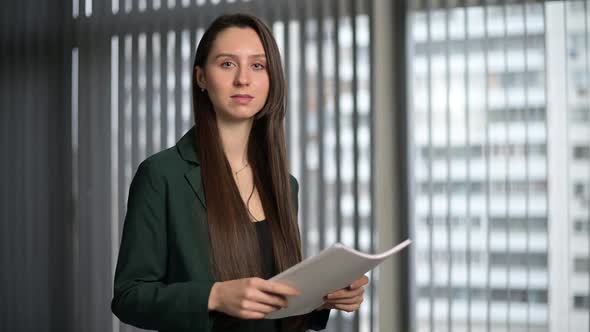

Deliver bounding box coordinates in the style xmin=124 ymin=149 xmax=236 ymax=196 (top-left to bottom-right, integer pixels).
xmin=111 ymin=127 xmax=329 ymax=332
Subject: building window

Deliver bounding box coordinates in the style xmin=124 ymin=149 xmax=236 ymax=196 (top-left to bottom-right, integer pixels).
xmin=490 ymin=217 xmax=547 ymax=231
xmin=573 ymin=146 xmax=590 ymax=160
xmin=574 ymin=294 xmax=590 ymax=310
xmin=574 ymin=182 xmax=588 ymax=204
xmin=574 ymin=219 xmax=589 ymax=234
xmin=418 ymin=287 xmax=548 ymax=304
xmin=490 ymin=252 xmax=547 ymax=269
xmin=574 ymin=257 xmax=590 ymax=273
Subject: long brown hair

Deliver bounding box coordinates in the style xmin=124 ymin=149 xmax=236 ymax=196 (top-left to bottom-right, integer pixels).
xmin=192 ymin=13 xmax=305 ymax=323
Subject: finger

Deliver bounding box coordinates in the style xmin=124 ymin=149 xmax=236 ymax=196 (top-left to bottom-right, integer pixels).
xmin=326 ymin=295 xmax=363 ymax=305
xmin=334 ymin=303 xmax=361 ymax=313
xmin=247 ymin=289 xmax=289 ymax=308
xmin=326 ymin=287 xmax=364 ymax=300
xmin=331 ymin=285 xmax=366 ymax=298
xmin=256 ymin=279 xmax=300 ymax=297
xmin=350 ymin=275 xmax=369 ymax=289
xmin=238 ymin=310 xmax=266 ymax=320
xmin=335 ymin=304 xmax=360 ymax=312
xmin=240 ymin=300 xmax=281 ymax=315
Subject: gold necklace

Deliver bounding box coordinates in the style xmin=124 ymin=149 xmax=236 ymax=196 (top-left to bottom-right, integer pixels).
xmin=232 ymin=163 xmax=259 ymax=222
xmin=233 ymin=162 xmax=249 ymax=177
xmin=233 ymin=162 xmax=249 ymax=191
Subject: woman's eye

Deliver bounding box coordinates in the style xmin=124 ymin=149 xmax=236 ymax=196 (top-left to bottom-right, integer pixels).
xmin=221 ymin=61 xmax=234 ymax=68
xmin=253 ymin=63 xmax=265 ymax=70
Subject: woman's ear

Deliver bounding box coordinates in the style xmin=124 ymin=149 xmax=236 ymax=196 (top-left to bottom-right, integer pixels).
xmin=195 ymin=66 xmax=207 ymax=90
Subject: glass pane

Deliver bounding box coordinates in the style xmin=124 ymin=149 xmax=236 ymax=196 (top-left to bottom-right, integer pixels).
xmin=410 ymin=1 xmax=590 ymax=331
xmin=410 ymin=2 xmax=550 ymax=331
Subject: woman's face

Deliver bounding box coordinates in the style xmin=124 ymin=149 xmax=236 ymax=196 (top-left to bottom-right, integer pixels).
xmin=196 ymin=27 xmax=270 ymax=123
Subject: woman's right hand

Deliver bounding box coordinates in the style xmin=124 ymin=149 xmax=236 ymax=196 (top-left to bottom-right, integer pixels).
xmin=207 ymin=277 xmax=300 ymax=319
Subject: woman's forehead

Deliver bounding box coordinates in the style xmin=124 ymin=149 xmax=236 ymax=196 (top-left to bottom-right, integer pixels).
xmin=209 ymin=27 xmax=266 ymax=58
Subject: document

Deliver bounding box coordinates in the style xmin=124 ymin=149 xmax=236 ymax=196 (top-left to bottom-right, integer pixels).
xmin=265 ymin=239 xmax=412 ymax=319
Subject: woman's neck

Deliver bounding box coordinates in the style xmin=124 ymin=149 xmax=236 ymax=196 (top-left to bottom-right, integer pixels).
xmin=217 ymin=118 xmax=253 ymax=170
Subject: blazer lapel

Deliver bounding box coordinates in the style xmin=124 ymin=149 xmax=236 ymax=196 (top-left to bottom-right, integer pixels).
xmin=185 ymin=167 xmax=207 ymax=209
xmin=176 ymin=127 xmax=207 ymax=209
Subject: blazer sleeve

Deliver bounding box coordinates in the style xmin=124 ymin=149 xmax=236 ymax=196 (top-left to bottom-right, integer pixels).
xmin=289 ymin=175 xmax=331 ymax=330
xmin=111 ymin=160 xmax=215 ymax=332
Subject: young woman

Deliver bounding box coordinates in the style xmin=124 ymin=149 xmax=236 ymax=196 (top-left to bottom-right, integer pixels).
xmin=111 ymin=13 xmax=368 ymax=332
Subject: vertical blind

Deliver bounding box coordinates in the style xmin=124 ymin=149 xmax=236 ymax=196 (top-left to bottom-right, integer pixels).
xmin=0 ymin=1 xmax=72 ymax=331
xmin=408 ymin=1 xmax=589 ymax=332
xmin=69 ymin=0 xmax=375 ymax=331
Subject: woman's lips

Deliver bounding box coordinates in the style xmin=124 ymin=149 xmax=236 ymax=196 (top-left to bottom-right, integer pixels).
xmin=231 ymin=95 xmax=254 ymax=104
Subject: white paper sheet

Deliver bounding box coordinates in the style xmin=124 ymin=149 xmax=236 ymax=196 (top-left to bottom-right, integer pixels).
xmin=265 ymin=239 xmax=412 ymax=319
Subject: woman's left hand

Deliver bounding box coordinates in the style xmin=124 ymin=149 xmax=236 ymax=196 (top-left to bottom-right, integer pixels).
xmin=316 ymin=275 xmax=369 ymax=312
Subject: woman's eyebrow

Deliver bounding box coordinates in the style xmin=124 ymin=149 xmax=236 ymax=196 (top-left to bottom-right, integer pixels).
xmin=214 ymin=53 xmax=266 ymax=59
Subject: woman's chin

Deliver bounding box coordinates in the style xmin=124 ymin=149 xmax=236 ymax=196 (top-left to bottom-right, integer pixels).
xmin=216 ymin=112 xmax=259 ymax=124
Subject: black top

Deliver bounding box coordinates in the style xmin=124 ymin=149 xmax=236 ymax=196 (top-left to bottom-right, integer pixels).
xmin=255 ymin=220 xmax=277 ymax=279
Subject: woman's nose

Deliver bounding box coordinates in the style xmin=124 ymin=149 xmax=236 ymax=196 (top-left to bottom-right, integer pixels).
xmin=234 ymin=67 xmax=250 ymax=86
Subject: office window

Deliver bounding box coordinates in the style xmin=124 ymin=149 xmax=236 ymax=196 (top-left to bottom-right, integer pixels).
xmin=409 ymin=1 xmax=589 ymax=331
